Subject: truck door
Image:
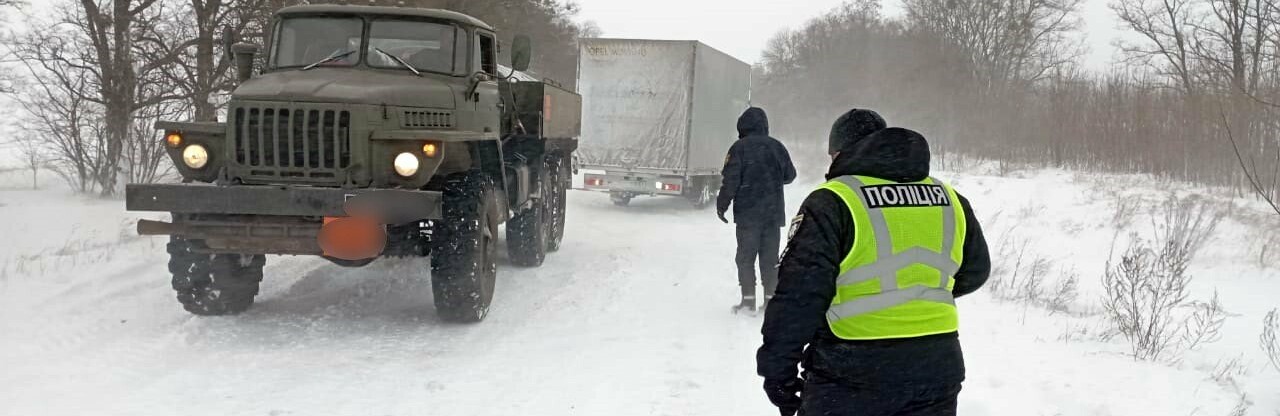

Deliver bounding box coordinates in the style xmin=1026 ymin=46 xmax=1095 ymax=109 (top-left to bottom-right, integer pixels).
xmin=474 ymin=32 xmax=501 ymax=134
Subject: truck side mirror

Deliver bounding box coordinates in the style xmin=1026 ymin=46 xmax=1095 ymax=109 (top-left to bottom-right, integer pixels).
xmin=232 ymin=43 xmax=260 ymax=83
xmin=511 ymin=35 xmax=532 ymax=72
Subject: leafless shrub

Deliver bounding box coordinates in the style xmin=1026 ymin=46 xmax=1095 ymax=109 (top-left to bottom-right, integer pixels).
xmin=1014 ymin=257 xmax=1051 ymax=302
xmin=1102 ymin=237 xmax=1180 ymax=360
xmin=1101 ymin=195 xmax=1225 ymax=361
xmin=1249 ymin=219 xmax=1280 ymax=268
xmin=1016 ymin=201 xmax=1047 ymax=220
xmin=989 ymin=229 xmax=1070 ymax=310
xmin=1263 ymin=309 xmax=1280 ymax=373
xmin=1057 ymin=322 xmax=1089 ymax=343
xmin=1152 ymin=194 xmax=1222 ymax=270
xmin=1111 ymin=194 xmax=1141 ymax=231
xmin=1225 ymin=392 xmax=1251 ymax=416
xmin=1045 ymin=268 xmax=1079 ymax=314
xmin=1059 ymin=219 xmax=1085 ymax=236
xmin=989 ymin=232 xmax=1031 ymax=297
xmin=1181 ymin=292 xmax=1226 ymax=351
xmin=1209 ymin=355 xmax=1249 ymax=389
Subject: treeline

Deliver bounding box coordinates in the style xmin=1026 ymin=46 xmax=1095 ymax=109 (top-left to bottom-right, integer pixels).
xmin=1 ymin=0 xmax=590 ymax=195
xmin=755 ymin=0 xmax=1280 ymax=203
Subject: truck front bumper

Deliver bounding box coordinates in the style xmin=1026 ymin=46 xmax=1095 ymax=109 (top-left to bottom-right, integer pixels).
xmin=126 ymin=183 xmax=442 ymax=221
xmin=125 ymin=184 xmax=442 ymax=255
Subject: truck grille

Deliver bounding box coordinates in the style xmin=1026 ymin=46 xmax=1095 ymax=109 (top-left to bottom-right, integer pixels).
xmin=232 ymin=106 xmax=352 ymax=178
xmin=402 ymin=110 xmax=453 ymax=128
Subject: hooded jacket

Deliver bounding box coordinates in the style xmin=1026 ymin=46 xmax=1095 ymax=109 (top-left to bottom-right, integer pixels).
xmin=757 ymin=127 xmax=991 ymax=386
xmin=717 ymin=107 xmax=797 ymax=227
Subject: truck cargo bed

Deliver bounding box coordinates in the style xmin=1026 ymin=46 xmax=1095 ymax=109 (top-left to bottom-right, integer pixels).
xmin=577 ymin=39 xmax=750 ymax=174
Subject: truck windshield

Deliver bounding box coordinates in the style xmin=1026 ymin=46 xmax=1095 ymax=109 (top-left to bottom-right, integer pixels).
xmin=272 ymin=17 xmax=363 ymax=68
xmin=367 ymin=20 xmax=463 ymax=75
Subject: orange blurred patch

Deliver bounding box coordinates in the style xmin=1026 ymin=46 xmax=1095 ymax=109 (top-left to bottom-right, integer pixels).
xmin=318 ymin=216 xmax=386 ymax=261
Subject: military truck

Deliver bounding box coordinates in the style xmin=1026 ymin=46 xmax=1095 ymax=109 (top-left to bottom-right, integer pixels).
xmin=577 ymin=38 xmax=751 ymax=207
xmin=125 ymin=5 xmax=580 ymax=323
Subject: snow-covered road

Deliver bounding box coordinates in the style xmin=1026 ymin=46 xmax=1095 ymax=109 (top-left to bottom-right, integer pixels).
xmin=1 ymin=170 xmax=1277 ymax=415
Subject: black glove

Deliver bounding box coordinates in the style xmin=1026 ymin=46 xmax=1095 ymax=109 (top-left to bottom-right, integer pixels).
xmin=763 ymin=378 xmax=803 ymax=416
xmin=717 ymin=209 xmax=729 ymax=224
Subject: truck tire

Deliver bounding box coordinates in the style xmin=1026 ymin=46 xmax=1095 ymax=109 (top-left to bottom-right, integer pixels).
xmin=168 ymin=237 xmax=265 ymax=316
xmin=546 ymin=153 xmax=569 ymax=252
xmin=430 ymin=171 xmax=499 ymax=323
xmin=689 ymin=178 xmax=714 ymax=210
xmin=507 ymin=165 xmax=550 ymax=267
xmin=611 ymin=192 xmax=632 ymax=206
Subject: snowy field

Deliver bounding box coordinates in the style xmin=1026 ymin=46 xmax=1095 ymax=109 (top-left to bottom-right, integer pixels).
xmin=1 ymin=164 xmax=1278 ymax=415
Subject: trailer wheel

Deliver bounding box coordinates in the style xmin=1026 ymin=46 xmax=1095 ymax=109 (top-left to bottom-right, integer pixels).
xmin=610 ymin=192 xmax=632 ymax=206
xmin=546 ymin=153 xmax=569 ymax=252
xmin=689 ymin=178 xmax=714 ymax=210
xmin=168 ymin=237 xmax=264 ymax=316
xmin=508 ymin=164 xmax=551 ymax=267
xmin=430 ymin=171 xmax=499 ymax=323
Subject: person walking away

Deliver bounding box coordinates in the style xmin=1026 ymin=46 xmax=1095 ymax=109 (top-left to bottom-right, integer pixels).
xmin=717 ymin=107 xmax=797 ymax=314
xmin=757 ymin=125 xmax=991 ymax=416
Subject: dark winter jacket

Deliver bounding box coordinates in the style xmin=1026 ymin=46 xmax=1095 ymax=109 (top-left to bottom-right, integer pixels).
xmin=717 ymin=107 xmax=798 ymax=227
xmin=757 ymin=127 xmax=991 ymax=386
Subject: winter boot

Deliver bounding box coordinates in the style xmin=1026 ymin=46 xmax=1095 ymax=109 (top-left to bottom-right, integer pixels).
xmin=732 ymin=295 xmax=757 ymax=314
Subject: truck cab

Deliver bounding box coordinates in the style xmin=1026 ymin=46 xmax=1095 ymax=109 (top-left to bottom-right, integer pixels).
xmin=125 ymin=5 xmax=581 ymax=323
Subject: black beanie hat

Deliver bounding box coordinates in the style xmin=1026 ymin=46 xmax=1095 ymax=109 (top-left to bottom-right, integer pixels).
xmin=828 ymin=109 xmax=887 ymax=155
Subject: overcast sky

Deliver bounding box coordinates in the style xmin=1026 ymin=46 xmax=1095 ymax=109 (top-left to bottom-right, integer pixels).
xmin=574 ymin=0 xmax=1127 ymax=72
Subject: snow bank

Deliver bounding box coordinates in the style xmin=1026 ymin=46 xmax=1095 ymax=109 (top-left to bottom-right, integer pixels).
xmin=0 ymin=167 xmax=1276 ymax=415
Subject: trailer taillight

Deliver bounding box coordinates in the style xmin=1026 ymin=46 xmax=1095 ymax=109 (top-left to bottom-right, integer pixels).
xmin=662 ymin=183 xmax=681 ymax=192
xmin=586 ymin=177 xmax=605 ymax=187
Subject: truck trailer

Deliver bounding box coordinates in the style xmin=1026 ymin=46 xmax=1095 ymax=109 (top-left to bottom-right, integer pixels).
xmin=576 ymin=38 xmax=751 ymax=207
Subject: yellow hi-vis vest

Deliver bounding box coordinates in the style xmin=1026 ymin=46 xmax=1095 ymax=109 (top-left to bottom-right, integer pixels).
xmin=819 ymin=175 xmax=967 ymax=340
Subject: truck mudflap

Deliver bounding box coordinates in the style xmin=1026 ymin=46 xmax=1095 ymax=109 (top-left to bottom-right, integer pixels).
xmin=125 ymin=183 xmax=443 ymax=222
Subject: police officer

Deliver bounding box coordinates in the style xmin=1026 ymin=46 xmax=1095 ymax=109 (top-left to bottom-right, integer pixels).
xmin=757 ymin=111 xmax=991 ymax=416
xmin=718 ymin=107 xmax=797 ymax=313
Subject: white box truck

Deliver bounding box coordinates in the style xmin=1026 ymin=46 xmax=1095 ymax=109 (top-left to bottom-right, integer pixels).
xmin=577 ymin=38 xmax=751 ymax=207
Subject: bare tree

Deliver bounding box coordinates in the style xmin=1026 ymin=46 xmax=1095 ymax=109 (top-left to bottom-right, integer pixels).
xmin=124 ymin=100 xmax=180 ymax=184
xmin=1112 ymin=0 xmax=1205 ymax=95
xmin=9 ymin=0 xmax=188 ymax=195
xmin=15 ymin=135 xmax=46 ymax=189
xmin=905 ymin=0 xmax=1085 ymax=88
xmin=1190 ymin=0 xmax=1277 ymax=98
xmin=146 ymin=0 xmax=266 ymax=122
xmin=13 ymin=63 xmax=107 ymax=193
xmin=0 ymin=0 xmax=23 ymax=93
xmin=1223 ymin=108 xmax=1280 ymax=214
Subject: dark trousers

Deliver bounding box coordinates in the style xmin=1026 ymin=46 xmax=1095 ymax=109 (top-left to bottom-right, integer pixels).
xmin=800 ymin=374 xmax=961 ymax=416
xmin=735 ymin=223 xmax=781 ymax=297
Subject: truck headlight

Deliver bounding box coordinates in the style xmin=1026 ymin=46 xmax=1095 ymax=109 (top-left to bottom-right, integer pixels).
xmin=182 ymin=144 xmax=209 ymax=169
xmin=393 ymin=152 xmax=419 ymax=177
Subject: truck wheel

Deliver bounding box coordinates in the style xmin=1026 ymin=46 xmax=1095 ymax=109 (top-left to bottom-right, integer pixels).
xmin=610 ymin=192 xmax=632 ymax=206
xmin=507 ymin=165 xmax=550 ymax=267
xmin=690 ymin=178 xmax=714 ymax=210
xmin=546 ymin=153 xmax=569 ymax=252
xmin=430 ymin=171 xmax=499 ymax=323
xmin=168 ymin=237 xmax=265 ymax=316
